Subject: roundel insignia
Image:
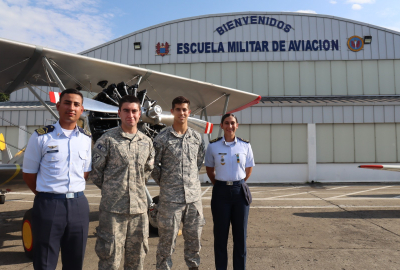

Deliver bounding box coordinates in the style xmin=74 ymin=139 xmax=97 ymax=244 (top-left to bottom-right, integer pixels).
xmin=347 ymin=36 xmax=364 ymax=52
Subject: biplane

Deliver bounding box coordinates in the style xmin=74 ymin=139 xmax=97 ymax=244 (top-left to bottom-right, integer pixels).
xmin=0 ymin=37 xmax=261 ymax=258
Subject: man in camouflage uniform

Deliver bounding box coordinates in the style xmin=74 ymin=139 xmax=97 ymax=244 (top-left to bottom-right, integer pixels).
xmin=152 ymin=96 xmax=206 ymax=270
xmin=88 ymin=95 xmax=154 ymax=270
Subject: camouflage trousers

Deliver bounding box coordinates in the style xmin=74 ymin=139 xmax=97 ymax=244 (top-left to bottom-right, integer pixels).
xmin=95 ymin=210 xmax=149 ymax=270
xmin=156 ymin=200 xmax=205 ymax=270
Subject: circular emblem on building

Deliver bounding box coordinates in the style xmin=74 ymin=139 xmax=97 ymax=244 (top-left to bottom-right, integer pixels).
xmin=347 ymin=36 xmax=364 ymax=52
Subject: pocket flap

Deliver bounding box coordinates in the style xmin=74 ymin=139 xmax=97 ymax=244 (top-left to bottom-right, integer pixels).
xmin=45 ymin=154 xmax=59 ymax=162
xmin=95 ymin=227 xmax=115 ymax=260
xmin=79 ymin=150 xmax=87 ymax=160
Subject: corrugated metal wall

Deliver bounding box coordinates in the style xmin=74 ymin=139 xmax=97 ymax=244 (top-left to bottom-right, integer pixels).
xmin=10 ymin=59 xmax=400 ymax=101
xmin=0 ymin=125 xmax=40 ymax=161
xmin=316 ymin=123 xmax=400 ymax=163
xmin=140 ymin=60 xmax=400 ymax=96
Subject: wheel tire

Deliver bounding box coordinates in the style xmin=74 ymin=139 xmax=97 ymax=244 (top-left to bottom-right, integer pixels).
xmin=21 ymin=208 xmax=34 ymax=260
xmin=0 ymin=195 xmax=5 ymax=204
xmin=148 ymin=196 xmax=159 ymax=235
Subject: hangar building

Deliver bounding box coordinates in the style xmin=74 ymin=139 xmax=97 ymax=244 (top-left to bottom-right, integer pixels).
xmin=2 ymin=12 xmax=400 ymax=183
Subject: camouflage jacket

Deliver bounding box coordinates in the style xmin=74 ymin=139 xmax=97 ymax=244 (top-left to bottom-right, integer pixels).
xmin=151 ymin=126 xmax=205 ymax=204
xmin=88 ymin=127 xmax=154 ymax=214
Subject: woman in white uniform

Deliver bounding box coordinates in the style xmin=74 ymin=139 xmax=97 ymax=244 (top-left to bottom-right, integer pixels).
xmin=205 ymin=113 xmax=255 ymax=270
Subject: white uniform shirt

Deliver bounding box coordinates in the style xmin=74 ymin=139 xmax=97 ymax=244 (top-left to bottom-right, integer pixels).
xmin=205 ymin=136 xmax=255 ymax=181
xmin=23 ymin=121 xmax=92 ymax=193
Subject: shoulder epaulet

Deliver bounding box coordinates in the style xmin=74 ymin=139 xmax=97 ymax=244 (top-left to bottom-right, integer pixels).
xmin=237 ymin=137 xmax=249 ymax=143
xmin=35 ymin=125 xmax=55 ymax=136
xmin=209 ymin=137 xmax=222 ymax=144
xmin=79 ymin=127 xmax=92 ymax=138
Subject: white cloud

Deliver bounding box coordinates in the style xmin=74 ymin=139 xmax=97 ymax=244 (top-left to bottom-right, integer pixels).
xmin=330 ymin=0 xmax=337 ymax=4
xmin=296 ymin=10 xmax=317 ymax=14
xmin=352 ymin=4 xmax=363 ymax=9
xmin=36 ymin=0 xmax=98 ymax=12
xmin=0 ymin=0 xmax=112 ymax=53
xmin=347 ymin=0 xmax=375 ymax=3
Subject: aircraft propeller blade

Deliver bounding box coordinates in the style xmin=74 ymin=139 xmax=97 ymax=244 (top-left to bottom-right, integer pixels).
xmin=157 ymin=114 xmax=213 ymax=134
xmin=49 ymin=92 xmax=118 ymax=114
xmin=83 ymin=97 xmax=118 ymax=114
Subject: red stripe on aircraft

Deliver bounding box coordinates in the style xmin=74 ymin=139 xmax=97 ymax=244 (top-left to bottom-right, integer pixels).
xmin=227 ymin=96 xmax=261 ymax=114
xmin=49 ymin=92 xmax=60 ymax=103
xmin=205 ymin=122 xmax=214 ymax=134
xmin=358 ymin=165 xmax=384 ymax=169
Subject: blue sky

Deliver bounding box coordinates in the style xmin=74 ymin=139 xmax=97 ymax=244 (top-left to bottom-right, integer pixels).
xmin=0 ymin=0 xmax=399 ymax=53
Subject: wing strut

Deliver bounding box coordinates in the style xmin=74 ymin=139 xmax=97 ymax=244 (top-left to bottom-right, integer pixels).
xmin=25 ymin=82 xmax=59 ymax=120
xmin=42 ymin=57 xmax=66 ymax=91
xmin=217 ymin=94 xmax=230 ymax=138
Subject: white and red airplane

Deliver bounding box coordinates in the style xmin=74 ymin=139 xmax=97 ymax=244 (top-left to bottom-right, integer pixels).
xmin=0 ymin=36 xmax=261 ymax=258
xmin=358 ymin=165 xmax=400 ymax=172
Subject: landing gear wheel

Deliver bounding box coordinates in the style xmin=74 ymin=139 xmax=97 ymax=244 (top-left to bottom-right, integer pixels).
xmin=0 ymin=195 xmax=5 ymax=204
xmin=22 ymin=208 xmax=33 ymax=260
xmin=148 ymin=196 xmax=159 ymax=235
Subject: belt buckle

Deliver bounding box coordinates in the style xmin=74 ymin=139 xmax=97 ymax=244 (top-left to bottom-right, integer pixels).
xmin=226 ymin=181 xmax=233 ymax=186
xmin=66 ymin=193 xmax=74 ymax=199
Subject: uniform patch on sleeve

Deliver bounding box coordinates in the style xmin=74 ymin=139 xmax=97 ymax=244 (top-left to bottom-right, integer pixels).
xmin=93 ymin=153 xmax=101 ymax=164
xmin=96 ymin=144 xmax=107 ymax=152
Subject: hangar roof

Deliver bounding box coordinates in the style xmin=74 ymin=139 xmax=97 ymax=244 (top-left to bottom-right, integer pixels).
xmin=80 ymin=11 xmax=400 ymax=55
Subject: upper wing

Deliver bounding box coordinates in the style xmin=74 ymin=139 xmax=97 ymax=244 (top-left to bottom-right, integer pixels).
xmin=358 ymin=165 xmax=400 ymax=172
xmin=0 ymin=37 xmax=260 ymax=116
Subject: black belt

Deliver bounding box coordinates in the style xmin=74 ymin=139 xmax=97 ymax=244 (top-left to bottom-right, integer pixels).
xmin=215 ymin=179 xmax=244 ymax=186
xmin=37 ymin=191 xmax=84 ymax=199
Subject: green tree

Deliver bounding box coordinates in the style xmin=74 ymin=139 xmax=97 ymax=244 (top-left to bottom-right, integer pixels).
xmin=0 ymin=93 xmax=9 ymax=102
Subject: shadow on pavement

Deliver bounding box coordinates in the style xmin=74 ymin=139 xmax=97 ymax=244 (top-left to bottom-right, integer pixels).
xmin=293 ymin=210 xmax=400 ymax=219
xmin=0 ymin=209 xmax=29 ymax=249
xmin=348 ymin=194 xmax=400 ymax=198
xmin=0 ymin=209 xmax=32 ymax=266
xmin=0 ymin=251 xmax=31 ymax=266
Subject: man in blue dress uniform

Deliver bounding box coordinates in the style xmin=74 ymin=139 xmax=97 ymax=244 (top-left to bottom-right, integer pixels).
xmin=23 ymin=88 xmax=92 ymax=270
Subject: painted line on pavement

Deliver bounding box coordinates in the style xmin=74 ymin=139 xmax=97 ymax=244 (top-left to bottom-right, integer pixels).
xmin=269 ymin=186 xmax=304 ymax=192
xmin=201 ymin=186 xmax=211 ymax=197
xmin=265 ymin=191 xmax=315 ymax=199
xmin=6 ymin=199 xmax=400 ymax=209
xmin=327 ymin=186 xmax=393 ymax=199
xmin=325 ymin=186 xmax=348 ymax=190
